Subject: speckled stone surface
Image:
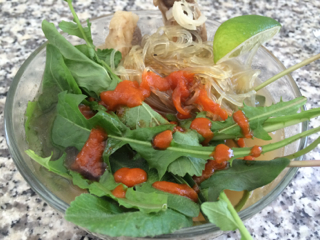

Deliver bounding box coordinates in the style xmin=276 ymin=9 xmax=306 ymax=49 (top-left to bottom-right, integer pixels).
xmin=1 ymin=0 xmax=320 ymax=239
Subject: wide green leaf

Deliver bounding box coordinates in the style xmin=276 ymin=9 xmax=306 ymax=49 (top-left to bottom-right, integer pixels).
xmin=201 ymin=200 xmax=238 ymax=231
xmin=201 ymin=158 xmax=290 ymax=201
xmin=65 ymin=194 xmax=192 ymax=237
xmin=42 ymin=20 xmax=113 ymax=97
xmin=136 ymin=181 xmax=200 ymax=218
xmin=59 ymin=20 xmax=93 ymax=44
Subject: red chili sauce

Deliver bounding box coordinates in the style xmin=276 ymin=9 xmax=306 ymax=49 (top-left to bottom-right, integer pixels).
xmin=100 ymin=70 xmax=228 ymax=120
xmin=190 ymin=118 xmax=214 ymax=145
xmin=195 ymin=88 xmax=228 ymax=120
xmin=211 ymin=144 xmax=234 ymax=164
xmin=73 ymin=128 xmax=107 ymax=178
xmin=114 ymin=167 xmax=147 ymax=187
xmin=244 ymin=145 xmax=262 ymax=160
xmin=233 ymin=110 xmax=252 ymax=138
xmin=153 ymin=130 xmax=173 ymax=150
xmin=112 ymin=185 xmax=127 ymax=198
xmin=170 ymin=121 xmax=185 ymax=133
xmin=193 ymin=160 xmax=227 ymax=185
xmin=78 ymin=104 xmax=96 ymax=119
xmin=152 ymin=181 xmax=198 ymax=202
xmin=237 ymin=138 xmax=245 ymax=148
xmin=100 ymin=80 xmax=147 ymax=111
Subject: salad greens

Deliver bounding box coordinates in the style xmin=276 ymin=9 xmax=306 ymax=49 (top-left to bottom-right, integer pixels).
xmin=24 ymin=0 xmax=320 ymax=239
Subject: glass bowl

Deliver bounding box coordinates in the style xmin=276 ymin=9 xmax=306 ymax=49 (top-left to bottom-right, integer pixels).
xmin=4 ymin=11 xmax=307 ymax=239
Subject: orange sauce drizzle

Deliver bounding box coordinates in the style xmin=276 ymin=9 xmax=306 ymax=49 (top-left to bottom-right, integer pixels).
xmin=100 ymin=80 xmax=147 ymax=110
xmin=153 ymin=130 xmax=173 ymax=150
xmin=112 ymin=185 xmax=127 ymax=198
xmin=73 ymin=128 xmax=108 ymax=178
xmin=195 ymin=88 xmax=228 ymax=120
xmin=233 ymin=110 xmax=252 ymax=138
xmin=100 ymin=70 xmax=228 ymax=120
xmin=114 ymin=168 xmax=148 ymax=187
xmin=244 ymin=156 xmax=255 ymax=161
xmin=190 ymin=118 xmax=214 ymax=145
xmin=237 ymin=138 xmax=245 ymax=148
xmin=211 ymin=144 xmax=234 ymax=164
xmin=193 ymin=160 xmax=227 ymax=185
xmin=152 ymin=181 xmax=198 ymax=202
xmin=243 ymin=145 xmax=262 ymax=161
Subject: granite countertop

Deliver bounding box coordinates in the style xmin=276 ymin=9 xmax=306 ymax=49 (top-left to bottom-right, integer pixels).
xmin=1 ymin=0 xmax=320 ymax=239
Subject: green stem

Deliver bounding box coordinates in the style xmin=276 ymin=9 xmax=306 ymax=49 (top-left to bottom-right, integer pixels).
xmin=67 ymin=0 xmax=91 ymax=47
xmin=216 ymin=97 xmax=306 ymax=136
xmin=284 ymin=136 xmax=320 ymax=160
xmin=212 ymin=107 xmax=320 ymax=141
xmin=262 ymin=126 xmax=320 ymax=153
xmin=220 ymin=192 xmax=253 ymax=240
xmin=234 ymin=190 xmax=250 ymax=212
xmin=254 ymin=53 xmax=320 ymax=91
xmin=108 ymin=126 xmax=320 ymax=162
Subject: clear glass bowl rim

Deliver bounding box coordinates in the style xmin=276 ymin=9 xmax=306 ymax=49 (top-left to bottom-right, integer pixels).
xmin=4 ymin=10 xmax=308 ymax=239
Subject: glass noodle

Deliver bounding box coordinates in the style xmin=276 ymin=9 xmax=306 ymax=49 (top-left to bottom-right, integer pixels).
xmin=108 ymin=25 xmax=261 ymax=115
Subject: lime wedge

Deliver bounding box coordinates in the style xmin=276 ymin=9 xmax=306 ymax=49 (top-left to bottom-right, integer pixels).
xmin=213 ymin=15 xmax=281 ymax=64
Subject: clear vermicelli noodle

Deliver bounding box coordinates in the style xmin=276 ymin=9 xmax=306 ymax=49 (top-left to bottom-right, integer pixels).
xmin=111 ymin=24 xmax=260 ymax=116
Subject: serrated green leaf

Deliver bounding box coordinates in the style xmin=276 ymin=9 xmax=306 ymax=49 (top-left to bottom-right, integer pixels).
xmin=89 ymin=171 xmax=168 ymax=213
xmin=168 ymin=131 xmax=206 ymax=177
xmin=212 ymin=97 xmax=307 ymax=140
xmin=65 ymin=194 xmax=192 ymax=237
xmin=70 ymin=171 xmax=91 ymax=189
xmin=25 ymin=150 xmax=71 ymax=180
xmin=118 ymin=103 xmax=169 ymax=130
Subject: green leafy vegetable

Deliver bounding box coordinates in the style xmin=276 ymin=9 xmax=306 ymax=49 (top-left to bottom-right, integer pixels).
xmin=202 ymin=192 xmax=253 ymax=240
xmin=211 ymin=97 xmax=307 ymax=140
xmin=59 ymin=20 xmax=93 ymax=44
xmin=201 ymin=158 xmax=290 ymax=201
xmin=96 ymin=48 xmax=122 ymax=68
xmin=25 ymin=150 xmax=71 ymax=180
xmin=168 ymin=131 xmax=206 ymax=177
xmin=118 ymin=103 xmax=169 ymax=129
xmin=65 ymin=194 xmax=192 ymax=237
xmin=89 ymin=171 xmax=168 ymax=213
xmin=42 ymin=20 xmax=113 ymax=97
xmin=136 ymin=181 xmax=200 ymax=218
xmin=70 ymin=171 xmax=91 ymax=189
